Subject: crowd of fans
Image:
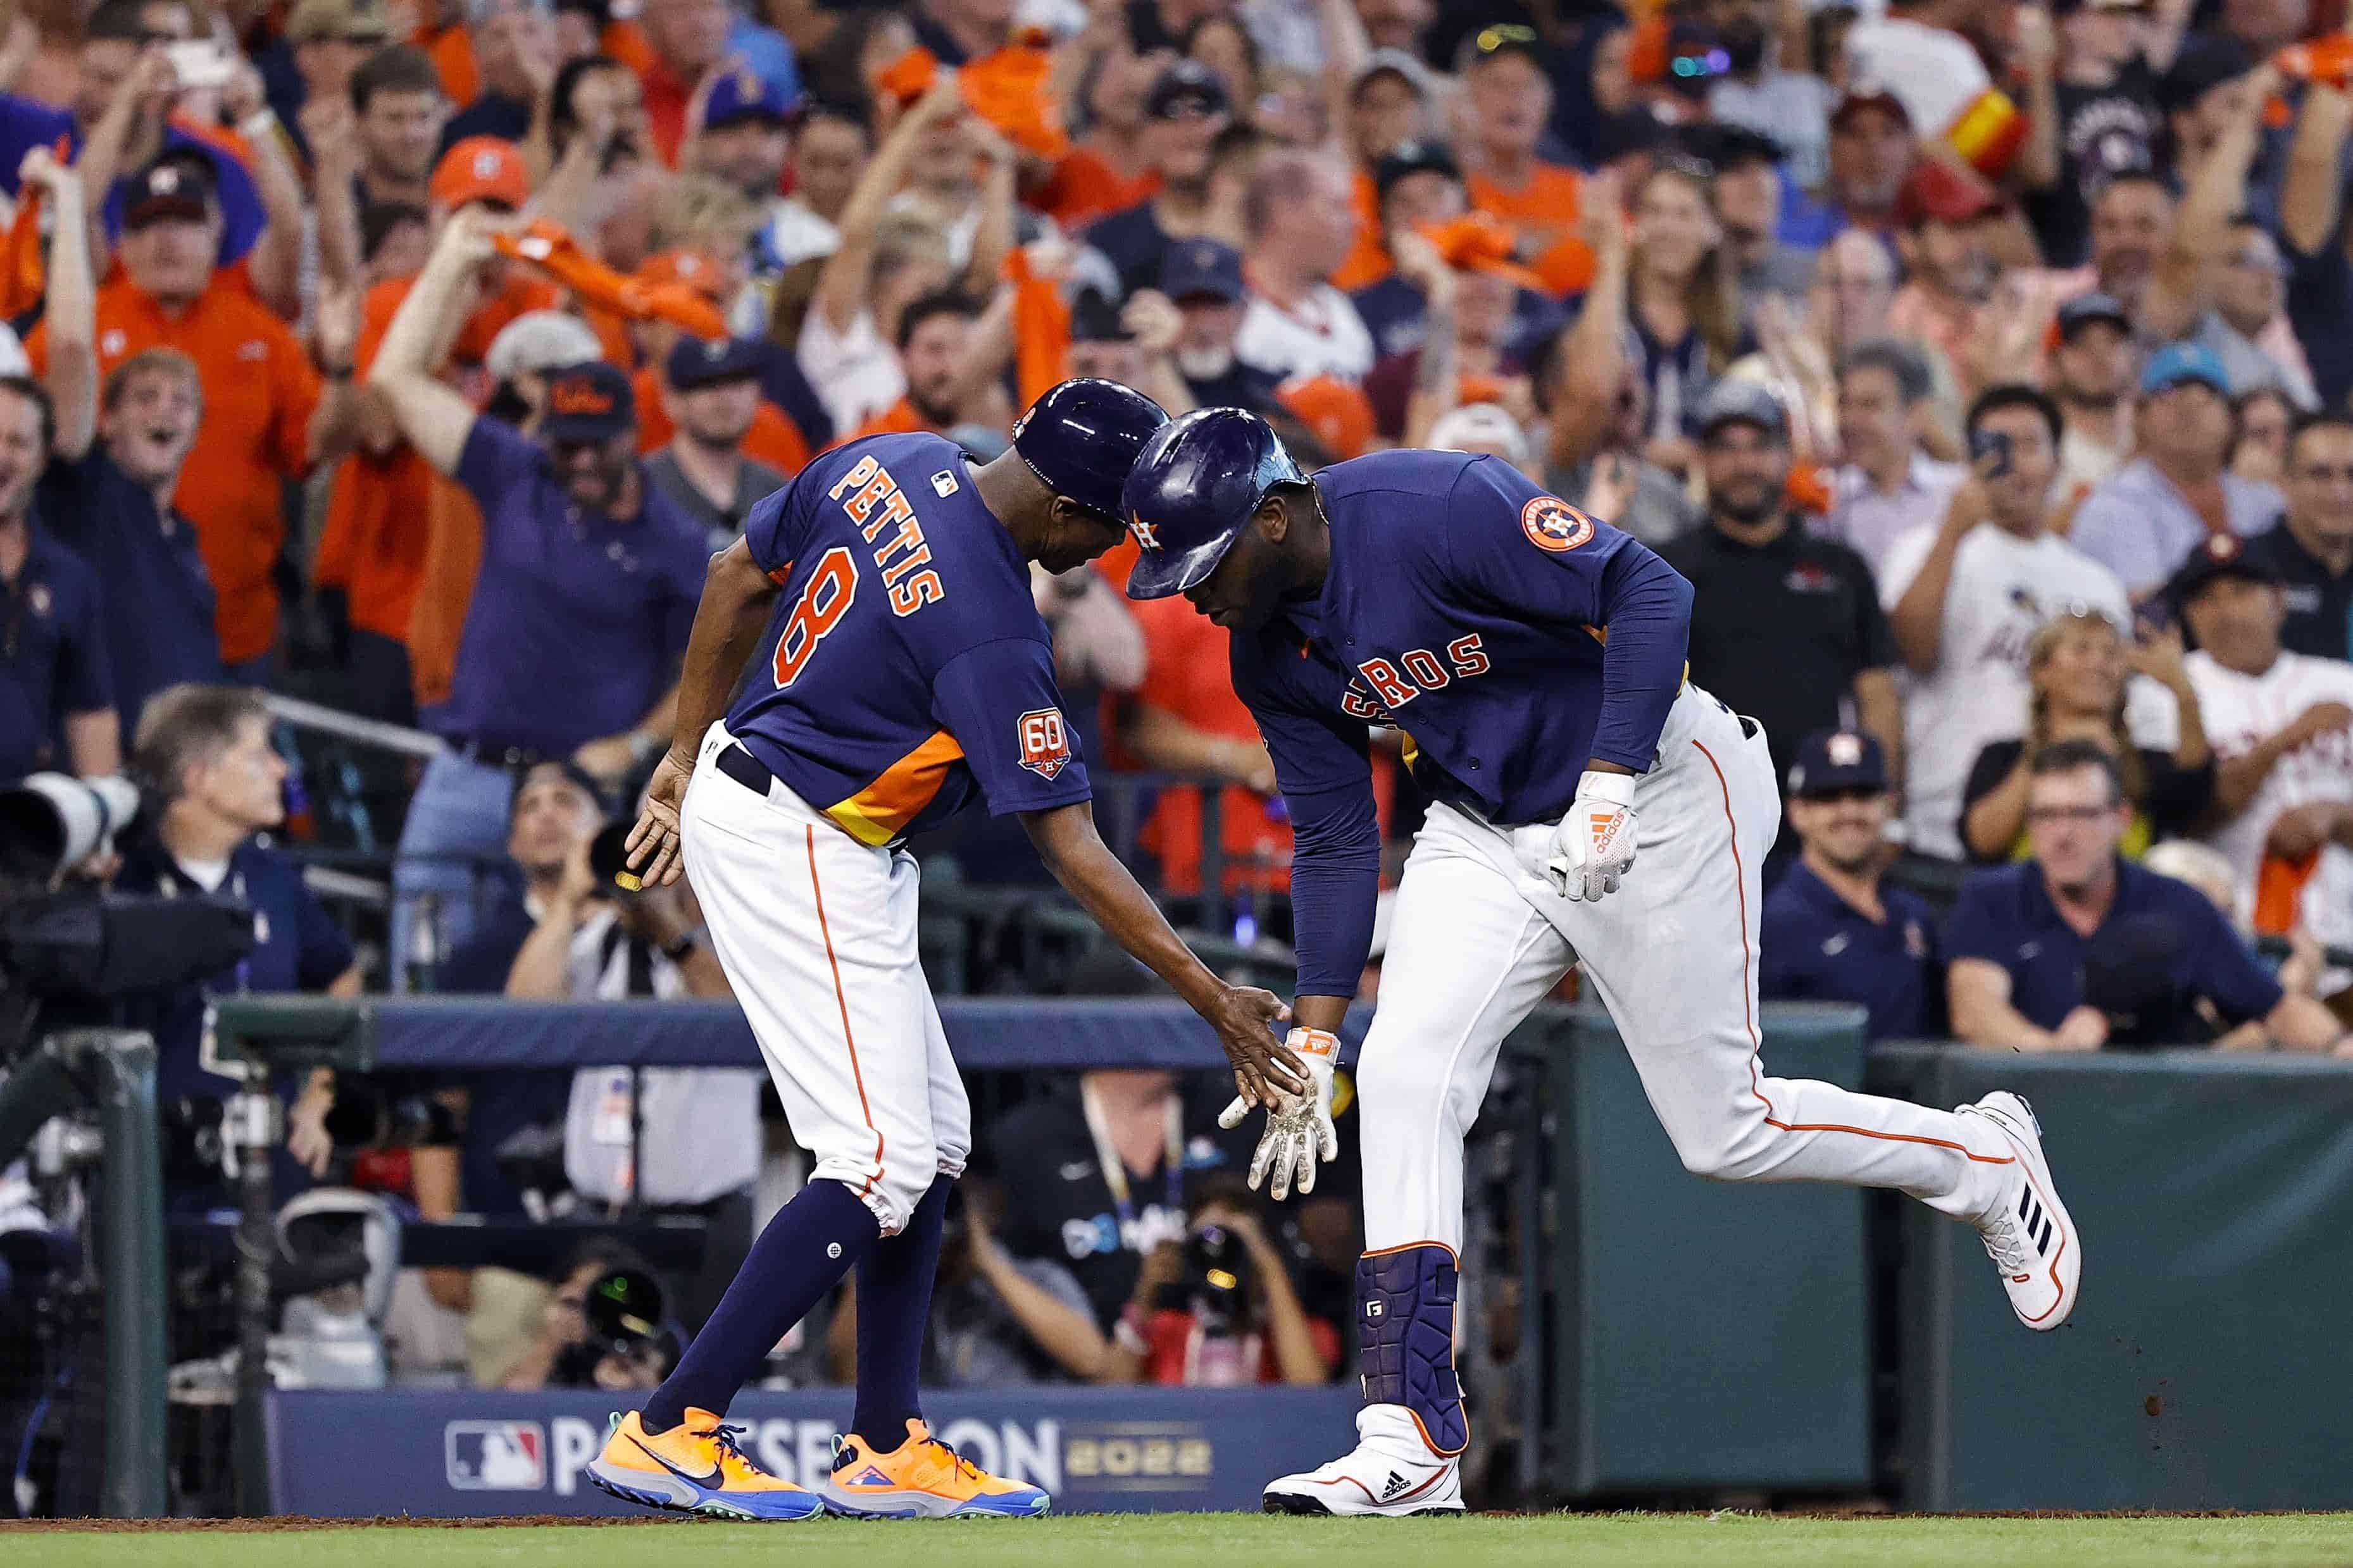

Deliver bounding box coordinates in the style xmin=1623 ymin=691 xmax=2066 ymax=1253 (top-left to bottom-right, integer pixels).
xmin=7 ymin=0 xmax=2353 ymax=1407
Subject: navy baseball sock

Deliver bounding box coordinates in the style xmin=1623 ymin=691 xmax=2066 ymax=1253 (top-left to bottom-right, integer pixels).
xmin=849 ymin=1176 xmax=951 ymax=1451
xmin=641 ymin=1179 xmax=880 ymax=1435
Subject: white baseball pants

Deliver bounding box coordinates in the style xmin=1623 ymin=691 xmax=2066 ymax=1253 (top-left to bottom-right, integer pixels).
xmin=1358 ymin=685 xmax=2015 ymax=1254
xmin=680 ymin=723 xmax=969 ymax=1235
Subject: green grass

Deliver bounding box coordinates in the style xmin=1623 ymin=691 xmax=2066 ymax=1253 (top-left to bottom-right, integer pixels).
xmin=12 ymin=1512 xmax=2353 ymax=1568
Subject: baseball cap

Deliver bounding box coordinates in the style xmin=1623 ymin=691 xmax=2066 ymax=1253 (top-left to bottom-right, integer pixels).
xmin=1785 ymin=729 xmax=1888 ymax=799
xmin=1276 ymin=375 xmax=1374 ymax=463
xmin=1894 ymin=159 xmax=2004 ymax=228
xmin=1696 ymin=378 xmax=1790 ymax=442
xmin=1685 ymin=121 xmax=1785 ymax=171
xmin=1456 ymin=21 xmax=1544 ymax=73
xmin=637 ymin=249 xmax=730 ymax=304
xmin=1373 ymin=139 xmax=1463 ymax=201
xmin=431 ymin=137 xmax=529 ymax=211
xmin=1830 ymin=81 xmax=1912 ymax=132
xmin=540 ymin=361 xmax=636 ymax=444
xmin=1159 ymin=239 xmax=1244 ymax=304
xmin=1147 ymin=61 xmax=1230 ymax=121
xmin=2167 ymin=532 xmax=2281 ymax=605
xmin=1352 ymin=47 xmax=1435 ymax=100
xmin=2140 ymin=340 xmax=2230 ymax=397
xmin=285 ymin=0 xmax=394 ymax=44
xmin=484 ymin=310 xmax=603 ymax=383
xmin=665 ymin=334 xmax=764 ymax=391
xmin=2055 ymin=291 xmax=2131 ymax=340
xmin=122 ymin=154 xmax=217 ymax=228
xmin=703 ymin=68 xmax=794 ymax=129
xmin=1425 ymin=402 xmax=1529 ymax=465
xmin=2159 ymin=35 xmax=2254 ymax=113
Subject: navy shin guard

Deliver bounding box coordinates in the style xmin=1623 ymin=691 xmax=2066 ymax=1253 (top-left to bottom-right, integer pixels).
xmin=1356 ymin=1243 xmax=1466 ymax=1456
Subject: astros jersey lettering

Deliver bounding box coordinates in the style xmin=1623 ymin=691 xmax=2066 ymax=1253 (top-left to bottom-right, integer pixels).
xmin=1231 ymin=449 xmax=1683 ymax=838
xmin=728 ymin=432 xmax=1092 ymax=845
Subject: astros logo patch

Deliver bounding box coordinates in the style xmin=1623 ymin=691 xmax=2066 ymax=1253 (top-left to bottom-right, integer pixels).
xmin=1521 ymin=495 xmax=1594 ymax=552
xmin=1017 ymin=708 xmax=1074 ymax=780
xmin=1130 ymin=512 xmax=1161 ymax=550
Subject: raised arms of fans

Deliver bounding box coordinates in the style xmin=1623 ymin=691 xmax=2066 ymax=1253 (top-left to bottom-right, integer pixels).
xmin=368 ymin=211 xmax=501 ymax=476
xmin=21 ymin=150 xmax=95 ymax=461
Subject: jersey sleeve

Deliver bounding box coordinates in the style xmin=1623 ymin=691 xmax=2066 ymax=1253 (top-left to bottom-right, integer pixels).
xmin=740 ymin=468 xmax=814 ymax=579
xmin=930 ymin=638 xmax=1094 ymax=816
xmin=2177 ymin=890 xmax=2285 ymax=1024
xmin=1939 ymin=873 xmax=2012 ymax=967
xmin=1233 ymin=635 xmax=1378 ymax=1000
xmin=1439 ymin=457 xmax=1691 ymax=771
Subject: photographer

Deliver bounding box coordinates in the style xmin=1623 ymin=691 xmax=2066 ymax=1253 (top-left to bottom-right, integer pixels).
xmin=1101 ymin=1185 xmax=1337 ymax=1388
xmin=110 ymin=683 xmax=360 ymax=1195
xmin=827 ymin=1186 xmax=1109 ymax=1387
xmin=499 ymin=802 xmax=760 ymax=1331
xmin=496 ymin=1236 xmax=679 ymax=1392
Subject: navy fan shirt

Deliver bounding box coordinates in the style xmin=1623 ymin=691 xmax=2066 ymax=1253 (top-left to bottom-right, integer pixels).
xmin=728 ymin=432 xmax=1092 ymax=844
xmin=1228 ymin=450 xmax=1693 ymax=995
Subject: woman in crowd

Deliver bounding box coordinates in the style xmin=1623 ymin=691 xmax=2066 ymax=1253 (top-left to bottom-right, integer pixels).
xmin=1624 ymin=161 xmax=1751 ymax=478
xmin=1959 ymin=609 xmax=2215 ymax=864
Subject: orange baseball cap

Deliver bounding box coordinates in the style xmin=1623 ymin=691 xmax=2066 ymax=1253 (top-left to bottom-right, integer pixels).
xmin=636 ymin=249 xmax=730 ymax=304
xmin=432 ymin=137 xmax=530 ymax=212
xmin=1276 ymin=375 xmax=1373 ymax=463
xmin=1416 ymin=213 xmax=1549 ymax=293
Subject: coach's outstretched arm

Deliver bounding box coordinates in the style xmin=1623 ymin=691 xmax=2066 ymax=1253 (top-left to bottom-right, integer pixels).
xmin=1021 ymin=803 xmax=1305 ymax=1109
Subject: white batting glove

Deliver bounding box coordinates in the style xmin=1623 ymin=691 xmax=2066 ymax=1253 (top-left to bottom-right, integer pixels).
xmin=1545 ymin=770 xmax=1639 ymax=902
xmin=1218 ymin=1027 xmax=1338 ymax=1201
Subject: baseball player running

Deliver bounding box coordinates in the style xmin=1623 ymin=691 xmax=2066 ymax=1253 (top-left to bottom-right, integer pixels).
xmin=589 ymin=381 xmax=1304 ymax=1521
xmin=1121 ymin=409 xmax=2082 ymax=1517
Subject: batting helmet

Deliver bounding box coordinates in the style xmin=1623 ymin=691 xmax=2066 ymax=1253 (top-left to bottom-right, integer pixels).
xmin=1121 ymin=407 xmax=1306 ymax=600
xmin=1009 ymin=378 xmax=1170 ymax=518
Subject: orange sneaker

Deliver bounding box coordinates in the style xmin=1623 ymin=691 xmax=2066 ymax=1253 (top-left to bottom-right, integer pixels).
xmin=587 ymin=1409 xmax=825 ymax=1520
xmin=823 ymin=1419 xmax=1051 ymax=1518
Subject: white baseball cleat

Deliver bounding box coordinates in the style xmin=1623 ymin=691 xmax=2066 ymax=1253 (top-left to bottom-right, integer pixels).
xmin=1262 ymin=1405 xmax=1464 ymax=1516
xmin=1961 ymin=1091 xmax=2081 ymax=1331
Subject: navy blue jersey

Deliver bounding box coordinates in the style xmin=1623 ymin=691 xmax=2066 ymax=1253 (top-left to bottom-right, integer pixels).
xmin=728 ymin=433 xmax=1091 ymax=844
xmin=1759 ymin=861 xmax=1942 ymax=1041
xmin=1230 ymin=449 xmax=1692 ymax=993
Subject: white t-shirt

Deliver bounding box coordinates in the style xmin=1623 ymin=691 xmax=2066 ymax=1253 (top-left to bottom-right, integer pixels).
xmin=1878 ymin=521 xmax=2176 ymax=859
xmin=797 ymin=306 xmax=904 ymax=439
xmin=1235 ymin=284 xmax=1376 ymax=383
xmin=2184 ymin=649 xmax=2353 ymax=952
xmin=560 ymin=907 xmax=762 ymax=1208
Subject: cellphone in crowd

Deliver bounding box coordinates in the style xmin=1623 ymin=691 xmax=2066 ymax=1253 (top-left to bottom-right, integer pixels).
xmin=1969 ymin=428 xmax=2014 ymax=480
xmin=166 ymin=41 xmax=234 ymax=92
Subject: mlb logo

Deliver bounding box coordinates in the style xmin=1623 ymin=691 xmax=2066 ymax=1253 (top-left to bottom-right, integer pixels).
xmin=444 ymin=1421 xmax=547 ymax=1490
xmin=932 ymin=469 xmax=960 ymax=497
xmin=1017 ymin=709 xmax=1073 ymax=780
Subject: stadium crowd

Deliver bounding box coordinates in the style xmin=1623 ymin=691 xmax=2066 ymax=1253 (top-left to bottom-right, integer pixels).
xmin=6 ymin=0 xmax=2353 ymax=1414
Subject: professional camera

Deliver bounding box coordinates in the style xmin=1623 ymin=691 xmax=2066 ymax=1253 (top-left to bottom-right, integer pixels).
xmin=0 ymin=773 xmax=255 ymax=1055
xmin=553 ymin=1263 xmax=678 ymax=1388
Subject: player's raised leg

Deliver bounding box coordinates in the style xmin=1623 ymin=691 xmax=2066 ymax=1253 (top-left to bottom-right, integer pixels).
xmin=1559 ymin=691 xmax=2081 ymax=1330
xmin=1264 ymin=832 xmax=1573 ymax=1517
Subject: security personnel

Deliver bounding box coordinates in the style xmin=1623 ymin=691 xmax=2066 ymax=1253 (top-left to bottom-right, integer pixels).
xmin=1759 ymin=729 xmax=1940 ymax=1041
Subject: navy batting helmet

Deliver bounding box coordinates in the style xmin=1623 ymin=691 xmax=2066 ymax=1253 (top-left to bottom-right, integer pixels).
xmin=1010 ymin=378 xmax=1170 ymax=518
xmin=1121 ymin=407 xmax=1306 ymax=600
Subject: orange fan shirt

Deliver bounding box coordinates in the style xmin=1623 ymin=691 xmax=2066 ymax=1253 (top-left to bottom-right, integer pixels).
xmin=1032 ymin=145 xmax=1159 ymax=230
xmin=1330 ymin=167 xmax=1391 ymax=293
xmin=1127 ymin=594 xmax=1295 ymax=896
xmin=1466 ymin=162 xmax=1593 ymax=296
xmin=313 ymin=271 xmax=563 ymax=648
xmin=28 ymin=276 xmax=321 ymax=666
xmin=630 ymin=361 xmax=813 ymax=475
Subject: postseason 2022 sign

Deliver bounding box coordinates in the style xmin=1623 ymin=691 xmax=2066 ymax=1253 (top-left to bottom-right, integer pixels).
xmin=266 ymin=1386 xmax=1364 ymax=1516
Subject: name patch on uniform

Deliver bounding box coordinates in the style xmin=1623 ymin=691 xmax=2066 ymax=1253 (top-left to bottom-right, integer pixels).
xmin=1521 ymin=495 xmax=1595 ymax=553
xmin=1016 ymin=708 xmax=1074 ymax=780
